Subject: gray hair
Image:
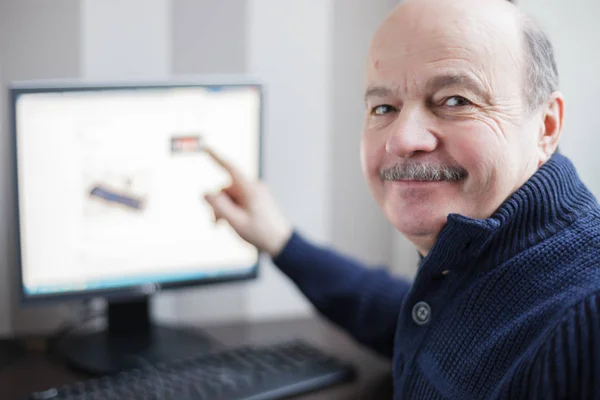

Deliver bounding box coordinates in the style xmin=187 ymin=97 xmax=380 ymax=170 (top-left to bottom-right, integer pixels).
xmin=511 ymin=1 xmax=560 ymax=111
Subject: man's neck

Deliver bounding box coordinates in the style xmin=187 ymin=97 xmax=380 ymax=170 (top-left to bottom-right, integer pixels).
xmin=406 ymin=235 xmax=435 ymax=258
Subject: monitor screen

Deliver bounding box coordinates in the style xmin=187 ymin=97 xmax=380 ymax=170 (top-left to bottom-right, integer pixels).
xmin=12 ymin=82 xmax=261 ymax=300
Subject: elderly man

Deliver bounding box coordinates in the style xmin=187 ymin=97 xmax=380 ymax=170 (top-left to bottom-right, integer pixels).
xmin=205 ymin=0 xmax=600 ymax=398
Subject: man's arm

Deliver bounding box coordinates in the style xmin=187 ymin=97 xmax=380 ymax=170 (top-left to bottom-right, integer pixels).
xmin=273 ymin=231 xmax=411 ymax=358
xmin=202 ymin=147 xmax=409 ymax=357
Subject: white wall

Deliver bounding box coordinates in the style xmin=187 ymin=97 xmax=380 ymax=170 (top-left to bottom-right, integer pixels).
xmin=0 ymin=0 xmax=81 ymax=335
xmin=172 ymin=0 xmax=246 ymax=75
xmin=81 ymin=0 xmax=171 ymax=80
xmin=330 ymin=0 xmax=397 ymax=267
xmin=244 ymin=0 xmax=337 ymax=320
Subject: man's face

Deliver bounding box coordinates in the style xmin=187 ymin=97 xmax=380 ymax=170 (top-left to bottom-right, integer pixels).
xmin=361 ymin=0 xmax=543 ymax=254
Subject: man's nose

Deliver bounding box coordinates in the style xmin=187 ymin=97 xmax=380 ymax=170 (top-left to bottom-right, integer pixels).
xmin=385 ymin=106 xmax=438 ymax=158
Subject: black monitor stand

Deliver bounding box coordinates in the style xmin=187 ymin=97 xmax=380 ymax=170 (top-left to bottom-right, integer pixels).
xmin=56 ymin=296 xmax=218 ymax=375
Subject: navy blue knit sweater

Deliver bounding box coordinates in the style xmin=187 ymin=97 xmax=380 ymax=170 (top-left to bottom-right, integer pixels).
xmin=273 ymin=154 xmax=600 ymax=399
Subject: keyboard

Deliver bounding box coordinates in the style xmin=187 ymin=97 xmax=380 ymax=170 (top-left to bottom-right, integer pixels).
xmin=24 ymin=340 xmax=356 ymax=400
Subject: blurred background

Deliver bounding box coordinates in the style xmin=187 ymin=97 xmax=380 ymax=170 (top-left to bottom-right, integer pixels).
xmin=0 ymin=0 xmax=598 ymax=337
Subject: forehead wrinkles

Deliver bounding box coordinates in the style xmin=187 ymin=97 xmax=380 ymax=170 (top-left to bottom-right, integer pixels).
xmin=367 ymin=10 xmax=510 ymax=84
xmin=367 ymin=17 xmax=512 ymax=98
xmin=368 ymin=49 xmax=491 ymax=99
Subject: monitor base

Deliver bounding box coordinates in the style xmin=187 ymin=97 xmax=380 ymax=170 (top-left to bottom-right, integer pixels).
xmin=56 ymin=324 xmax=217 ymax=375
xmin=55 ymin=296 xmax=219 ymax=375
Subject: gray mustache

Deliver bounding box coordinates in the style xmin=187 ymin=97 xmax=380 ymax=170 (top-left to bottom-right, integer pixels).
xmin=380 ymin=162 xmax=468 ymax=181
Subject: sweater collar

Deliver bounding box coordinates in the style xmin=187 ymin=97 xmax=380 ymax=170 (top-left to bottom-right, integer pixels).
xmin=420 ymin=154 xmax=599 ymax=275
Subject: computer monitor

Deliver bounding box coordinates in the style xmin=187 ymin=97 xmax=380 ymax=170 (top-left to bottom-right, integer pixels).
xmin=10 ymin=79 xmax=263 ymax=374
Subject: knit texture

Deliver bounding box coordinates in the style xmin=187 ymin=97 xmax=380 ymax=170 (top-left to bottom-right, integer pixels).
xmin=273 ymin=154 xmax=600 ymax=399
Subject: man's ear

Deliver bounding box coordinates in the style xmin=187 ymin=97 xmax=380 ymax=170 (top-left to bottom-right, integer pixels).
xmin=537 ymin=91 xmax=564 ymax=167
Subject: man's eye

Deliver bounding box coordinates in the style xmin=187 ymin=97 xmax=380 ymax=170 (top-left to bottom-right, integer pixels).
xmin=444 ymin=96 xmax=472 ymax=107
xmin=371 ymin=104 xmax=396 ymax=116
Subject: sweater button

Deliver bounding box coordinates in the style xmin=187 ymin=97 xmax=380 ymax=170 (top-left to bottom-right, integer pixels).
xmin=412 ymin=301 xmax=431 ymax=326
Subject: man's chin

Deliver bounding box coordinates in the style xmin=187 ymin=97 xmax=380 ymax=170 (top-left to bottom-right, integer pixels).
xmin=396 ymin=222 xmax=444 ymax=240
xmin=386 ymin=207 xmax=448 ymax=240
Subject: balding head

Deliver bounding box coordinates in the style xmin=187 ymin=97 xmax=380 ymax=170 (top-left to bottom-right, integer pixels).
xmin=372 ymin=0 xmax=559 ymax=113
xmin=369 ymin=0 xmax=526 ymax=109
xmin=360 ymin=0 xmax=564 ymax=255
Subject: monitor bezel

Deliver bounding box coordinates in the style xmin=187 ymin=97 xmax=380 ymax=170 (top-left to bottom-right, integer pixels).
xmin=10 ymin=78 xmax=264 ymax=304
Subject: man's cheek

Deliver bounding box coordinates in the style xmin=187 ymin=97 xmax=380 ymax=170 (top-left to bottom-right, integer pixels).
xmin=361 ymin=139 xmax=382 ymax=173
xmin=448 ymin=130 xmax=494 ymax=172
xmin=360 ymin=140 xmax=386 ymax=198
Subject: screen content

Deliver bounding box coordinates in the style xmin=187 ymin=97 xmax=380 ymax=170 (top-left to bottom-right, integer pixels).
xmin=16 ymin=85 xmax=261 ymax=296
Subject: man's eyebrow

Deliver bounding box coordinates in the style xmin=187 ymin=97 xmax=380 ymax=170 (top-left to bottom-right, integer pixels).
xmin=364 ymin=75 xmax=492 ymax=104
xmin=425 ymin=74 xmax=492 ymax=103
xmin=364 ymin=86 xmax=395 ymax=102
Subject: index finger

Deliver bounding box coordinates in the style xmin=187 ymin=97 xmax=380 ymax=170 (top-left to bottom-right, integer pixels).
xmin=203 ymin=146 xmax=250 ymax=188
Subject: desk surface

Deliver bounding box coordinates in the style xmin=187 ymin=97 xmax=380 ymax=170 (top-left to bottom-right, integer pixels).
xmin=0 ymin=316 xmax=393 ymax=400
